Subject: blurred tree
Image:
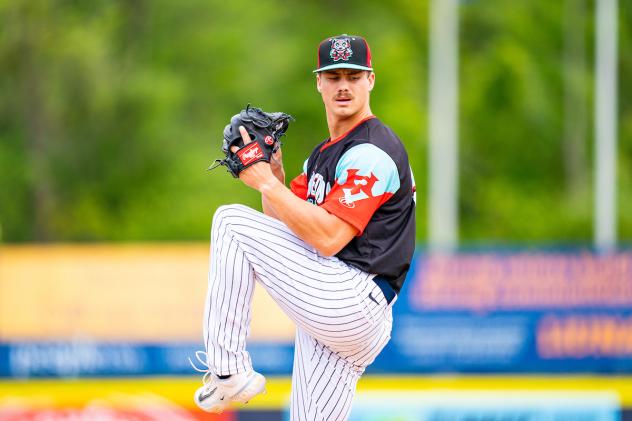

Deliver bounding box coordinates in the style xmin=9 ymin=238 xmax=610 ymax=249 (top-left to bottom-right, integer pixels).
xmin=0 ymin=0 xmax=181 ymax=241
xmin=0 ymin=0 xmax=630 ymax=245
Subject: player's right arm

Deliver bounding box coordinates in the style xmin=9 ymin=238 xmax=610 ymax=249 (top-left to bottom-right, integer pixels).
xmin=237 ymin=127 xmax=357 ymax=256
xmin=261 ymin=179 xmax=358 ymax=256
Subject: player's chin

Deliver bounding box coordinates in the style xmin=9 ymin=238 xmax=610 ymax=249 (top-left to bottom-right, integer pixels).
xmin=331 ymin=103 xmax=356 ymax=117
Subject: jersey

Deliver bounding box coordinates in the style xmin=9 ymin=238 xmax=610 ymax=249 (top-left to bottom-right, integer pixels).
xmin=289 ymin=116 xmax=416 ymax=293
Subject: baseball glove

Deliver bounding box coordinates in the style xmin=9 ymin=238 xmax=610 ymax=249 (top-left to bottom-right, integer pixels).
xmin=209 ymin=104 xmax=293 ymax=178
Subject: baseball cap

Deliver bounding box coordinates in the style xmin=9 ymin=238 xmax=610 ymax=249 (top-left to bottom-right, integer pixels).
xmin=313 ymin=34 xmax=373 ymax=73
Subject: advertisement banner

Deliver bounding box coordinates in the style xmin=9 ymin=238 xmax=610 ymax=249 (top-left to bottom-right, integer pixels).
xmin=372 ymin=251 xmax=632 ymax=374
xmin=1 ymin=250 xmax=631 ymax=377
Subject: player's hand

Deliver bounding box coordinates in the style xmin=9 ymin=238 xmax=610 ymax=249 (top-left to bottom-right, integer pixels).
xmin=232 ymin=126 xmax=281 ymax=192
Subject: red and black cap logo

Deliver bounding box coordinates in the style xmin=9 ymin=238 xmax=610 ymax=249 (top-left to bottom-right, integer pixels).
xmin=314 ymin=34 xmax=373 ymax=73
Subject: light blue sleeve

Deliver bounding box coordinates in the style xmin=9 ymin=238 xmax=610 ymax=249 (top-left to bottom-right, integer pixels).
xmin=335 ymin=143 xmax=400 ymax=197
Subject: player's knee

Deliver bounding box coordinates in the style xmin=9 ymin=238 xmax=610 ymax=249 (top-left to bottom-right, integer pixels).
xmin=214 ymin=204 xmax=250 ymax=220
xmin=211 ymin=204 xmax=253 ymax=232
xmin=212 ymin=204 xmax=238 ymax=229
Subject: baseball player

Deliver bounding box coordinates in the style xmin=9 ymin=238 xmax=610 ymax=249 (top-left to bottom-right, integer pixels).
xmin=192 ymin=34 xmax=416 ymax=420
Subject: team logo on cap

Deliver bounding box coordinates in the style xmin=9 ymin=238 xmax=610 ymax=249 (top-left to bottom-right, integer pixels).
xmin=330 ymin=37 xmax=353 ymax=62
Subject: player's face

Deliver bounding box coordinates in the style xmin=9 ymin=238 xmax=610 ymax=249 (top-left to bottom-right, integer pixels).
xmin=317 ymin=69 xmax=375 ymax=120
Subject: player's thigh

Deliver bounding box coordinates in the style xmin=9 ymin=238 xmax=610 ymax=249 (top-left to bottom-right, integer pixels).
xmin=212 ymin=205 xmax=387 ymax=354
xmin=213 ymin=205 xmax=366 ymax=319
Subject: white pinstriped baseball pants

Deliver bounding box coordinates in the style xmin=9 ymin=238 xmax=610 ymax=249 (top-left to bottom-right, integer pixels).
xmin=203 ymin=204 xmax=395 ymax=421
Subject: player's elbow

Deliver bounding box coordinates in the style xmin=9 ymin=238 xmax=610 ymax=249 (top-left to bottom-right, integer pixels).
xmin=315 ymin=246 xmax=337 ymax=257
xmin=309 ymin=210 xmax=358 ymax=257
xmin=315 ymin=242 xmax=341 ymax=257
xmin=313 ymin=234 xmax=349 ymax=257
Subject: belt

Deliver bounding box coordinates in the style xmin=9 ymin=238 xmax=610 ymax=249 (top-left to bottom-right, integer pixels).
xmin=372 ymin=275 xmax=396 ymax=305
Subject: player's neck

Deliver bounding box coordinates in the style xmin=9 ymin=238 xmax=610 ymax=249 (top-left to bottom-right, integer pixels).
xmin=327 ymin=108 xmax=373 ymax=141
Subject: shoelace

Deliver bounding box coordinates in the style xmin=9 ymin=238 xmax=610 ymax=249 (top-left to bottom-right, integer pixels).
xmin=188 ymin=350 xmax=213 ymax=385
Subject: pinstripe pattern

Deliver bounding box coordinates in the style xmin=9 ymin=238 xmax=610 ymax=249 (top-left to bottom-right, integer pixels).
xmin=203 ymin=204 xmax=395 ymax=420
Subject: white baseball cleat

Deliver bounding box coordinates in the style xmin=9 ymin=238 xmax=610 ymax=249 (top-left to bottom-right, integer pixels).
xmin=189 ymin=351 xmax=266 ymax=414
xmin=193 ymin=370 xmax=266 ymax=413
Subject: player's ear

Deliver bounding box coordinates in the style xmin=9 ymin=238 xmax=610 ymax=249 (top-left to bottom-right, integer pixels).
xmin=316 ymin=73 xmax=322 ymax=92
xmin=367 ymin=72 xmax=375 ymax=91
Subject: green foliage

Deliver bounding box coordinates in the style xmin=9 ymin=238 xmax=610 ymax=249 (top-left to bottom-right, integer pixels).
xmin=0 ymin=0 xmax=630 ymax=244
xmin=459 ymin=0 xmax=631 ymax=244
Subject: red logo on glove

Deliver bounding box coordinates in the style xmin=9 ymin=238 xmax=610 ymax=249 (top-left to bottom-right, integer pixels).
xmin=264 ymin=135 xmax=274 ymax=146
xmin=237 ymin=142 xmax=264 ymax=165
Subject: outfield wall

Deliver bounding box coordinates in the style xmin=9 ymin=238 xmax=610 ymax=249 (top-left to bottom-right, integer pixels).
xmin=1 ymin=244 xmax=631 ymax=420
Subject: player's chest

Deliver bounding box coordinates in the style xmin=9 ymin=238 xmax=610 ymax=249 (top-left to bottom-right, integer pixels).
xmin=305 ymin=152 xmax=338 ymax=205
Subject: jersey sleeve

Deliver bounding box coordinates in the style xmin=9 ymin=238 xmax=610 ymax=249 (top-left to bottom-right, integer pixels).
xmin=321 ymin=143 xmax=400 ymax=235
xmin=289 ymin=159 xmax=309 ymax=200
